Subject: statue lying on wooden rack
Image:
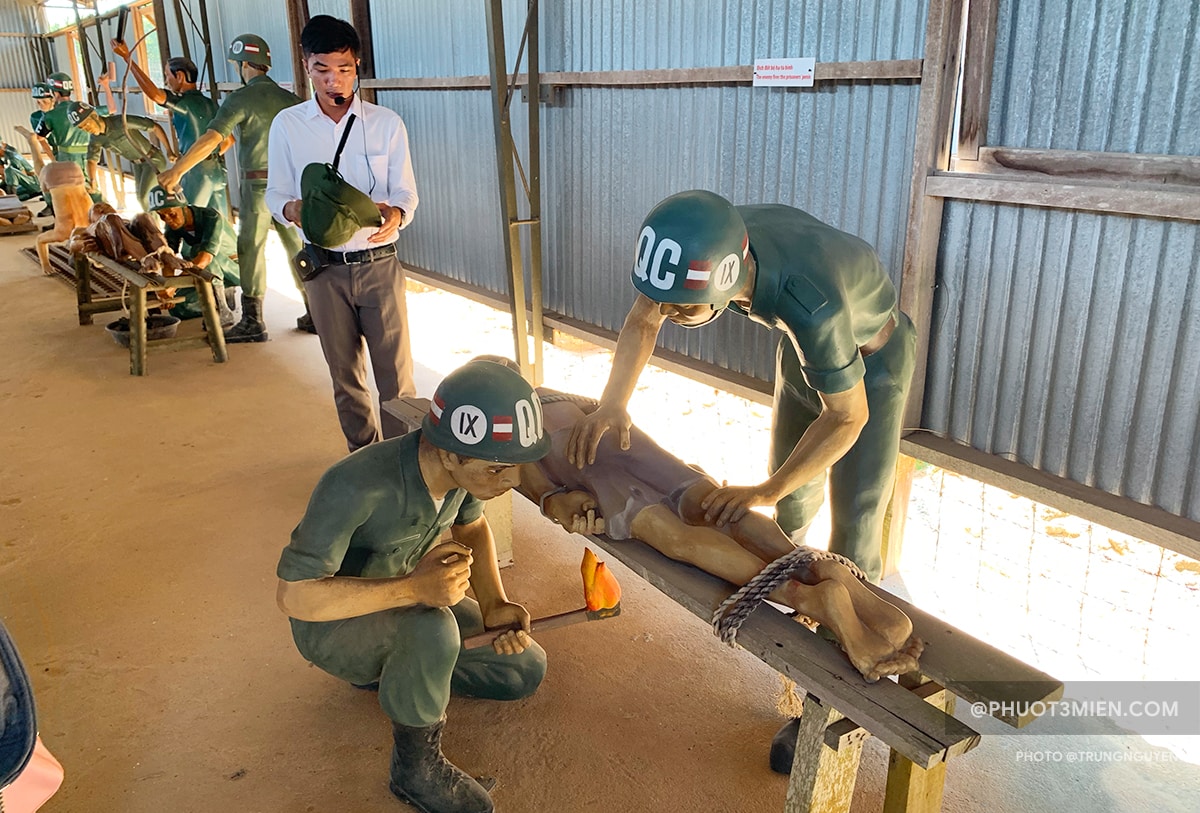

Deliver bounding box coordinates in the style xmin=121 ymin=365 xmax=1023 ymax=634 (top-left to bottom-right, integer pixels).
xmin=472 ymin=357 xmax=925 ymax=683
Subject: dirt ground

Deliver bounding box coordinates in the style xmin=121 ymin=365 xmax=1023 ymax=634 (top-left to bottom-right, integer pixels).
xmin=1 ymin=228 xmax=1196 ymax=813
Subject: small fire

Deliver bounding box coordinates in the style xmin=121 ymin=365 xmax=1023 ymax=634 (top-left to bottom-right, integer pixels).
xmin=581 ymin=547 xmax=622 ymax=612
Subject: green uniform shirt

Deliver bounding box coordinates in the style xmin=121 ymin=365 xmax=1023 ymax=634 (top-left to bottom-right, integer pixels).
xmin=30 ymin=110 xmax=53 ymax=145
xmin=732 ymin=205 xmax=898 ymax=395
xmin=162 ymin=89 xmax=218 ymax=154
xmin=277 ymin=430 xmax=485 ymax=582
xmin=163 ymin=205 xmax=239 ymax=284
xmin=42 ymin=101 xmax=91 ymax=156
xmin=85 ymin=114 xmax=167 ymax=170
xmin=206 ymin=75 xmax=299 ymax=174
xmin=2 ymin=145 xmax=34 ymax=174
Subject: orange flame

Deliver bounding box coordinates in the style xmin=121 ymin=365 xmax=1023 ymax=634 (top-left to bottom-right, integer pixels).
xmin=581 ymin=547 xmax=622 ymax=612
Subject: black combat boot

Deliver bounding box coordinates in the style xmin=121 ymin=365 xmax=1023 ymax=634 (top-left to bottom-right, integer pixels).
xmin=769 ymin=717 xmax=802 ymax=774
xmin=223 ymin=295 xmax=268 ymax=343
xmin=389 ymin=718 xmax=493 ymax=813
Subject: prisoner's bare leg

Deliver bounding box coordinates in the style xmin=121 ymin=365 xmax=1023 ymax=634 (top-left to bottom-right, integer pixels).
xmin=674 ymin=479 xmax=921 ymax=680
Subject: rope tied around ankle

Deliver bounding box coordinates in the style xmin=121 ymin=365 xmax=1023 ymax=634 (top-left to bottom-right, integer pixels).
xmin=712 ymin=547 xmax=867 ymax=645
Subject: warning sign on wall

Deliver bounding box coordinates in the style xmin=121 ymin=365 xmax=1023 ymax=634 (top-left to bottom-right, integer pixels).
xmin=752 ymin=58 xmax=816 ymax=88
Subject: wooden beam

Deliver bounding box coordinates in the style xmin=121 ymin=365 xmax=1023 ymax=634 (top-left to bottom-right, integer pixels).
xmin=925 ymin=171 xmax=1200 ymax=222
xmin=359 ymin=59 xmax=922 ymax=93
xmin=956 ymin=0 xmax=1001 ymax=160
xmin=902 ymin=433 xmax=1200 ymax=562
xmin=974 ymin=146 xmax=1200 ymax=186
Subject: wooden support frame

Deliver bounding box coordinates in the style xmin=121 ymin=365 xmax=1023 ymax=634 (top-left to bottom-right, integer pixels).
xmin=785 ymin=694 xmax=866 ymax=813
xmin=285 ymin=0 xmax=311 ymax=101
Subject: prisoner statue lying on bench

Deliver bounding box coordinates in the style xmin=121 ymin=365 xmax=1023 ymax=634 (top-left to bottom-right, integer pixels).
xmin=493 ymin=366 xmax=925 ymax=683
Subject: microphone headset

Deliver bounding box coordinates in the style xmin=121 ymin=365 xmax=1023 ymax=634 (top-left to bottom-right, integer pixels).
xmin=332 ymin=61 xmax=359 ymax=107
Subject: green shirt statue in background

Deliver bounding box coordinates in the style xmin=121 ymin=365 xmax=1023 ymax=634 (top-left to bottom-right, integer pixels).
xmin=158 ymin=33 xmax=313 ymax=344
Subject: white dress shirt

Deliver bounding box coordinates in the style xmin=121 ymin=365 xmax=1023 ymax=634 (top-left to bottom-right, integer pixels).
xmin=266 ymin=95 xmax=418 ymax=252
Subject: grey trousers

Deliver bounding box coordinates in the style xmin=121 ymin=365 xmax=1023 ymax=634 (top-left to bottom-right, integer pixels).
xmin=304 ymin=252 xmax=416 ymax=451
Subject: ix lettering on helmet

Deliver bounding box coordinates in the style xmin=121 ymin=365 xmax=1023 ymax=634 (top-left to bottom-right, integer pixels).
xmin=451 ymin=405 xmax=486 ymax=445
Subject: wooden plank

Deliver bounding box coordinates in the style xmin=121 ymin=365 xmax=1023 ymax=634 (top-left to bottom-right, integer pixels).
xmin=360 ymin=59 xmax=923 ymax=92
xmin=786 ymin=694 xmax=864 ymax=813
xmin=865 ymin=582 xmax=1062 ymax=728
xmin=285 ymin=0 xmax=311 ymax=102
xmin=586 ymin=531 xmax=979 ymax=768
xmin=925 ymin=171 xmax=1200 ymax=222
xmin=129 ymin=287 xmax=147 ymax=376
xmin=902 ymin=433 xmax=1200 ymax=564
xmin=978 ymin=146 xmax=1200 ymax=186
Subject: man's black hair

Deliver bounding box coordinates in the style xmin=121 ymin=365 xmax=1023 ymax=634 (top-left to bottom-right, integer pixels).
xmin=300 ymin=15 xmax=360 ymax=58
xmin=166 ymin=57 xmax=199 ymax=83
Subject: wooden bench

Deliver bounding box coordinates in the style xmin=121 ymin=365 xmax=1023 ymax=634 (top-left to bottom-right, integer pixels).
xmin=0 ymin=194 xmax=38 ymax=235
xmin=74 ymin=251 xmax=228 ymax=376
xmin=381 ymin=396 xmax=1063 ymax=812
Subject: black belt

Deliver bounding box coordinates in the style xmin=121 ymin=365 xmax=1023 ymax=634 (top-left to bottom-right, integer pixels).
xmin=310 ymin=243 xmax=397 ymax=266
xmin=859 ymin=314 xmax=897 ymax=358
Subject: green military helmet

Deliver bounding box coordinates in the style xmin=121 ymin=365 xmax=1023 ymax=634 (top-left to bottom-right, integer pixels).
xmin=66 ymin=101 xmax=99 ymax=127
xmin=31 ymin=83 xmax=54 ymax=99
xmin=631 ymin=189 xmax=750 ymax=308
xmin=147 ymin=185 xmax=188 ymax=212
xmin=422 ymin=360 xmax=550 ymax=464
xmin=227 ymin=34 xmax=271 ymax=68
xmin=46 ymin=72 xmax=73 ymax=94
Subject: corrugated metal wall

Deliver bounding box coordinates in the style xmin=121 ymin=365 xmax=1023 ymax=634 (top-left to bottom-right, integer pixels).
xmin=373 ymin=0 xmax=927 ymax=384
xmin=925 ymin=0 xmax=1200 ymax=521
xmin=0 ymin=0 xmax=47 ymax=147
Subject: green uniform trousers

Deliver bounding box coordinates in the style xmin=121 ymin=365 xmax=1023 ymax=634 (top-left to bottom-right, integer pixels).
xmin=770 ymin=314 xmax=916 ymax=583
xmin=238 ymin=177 xmax=308 ymax=305
xmin=290 ymin=598 xmax=547 ymax=727
xmin=182 ymin=159 xmax=227 ymax=212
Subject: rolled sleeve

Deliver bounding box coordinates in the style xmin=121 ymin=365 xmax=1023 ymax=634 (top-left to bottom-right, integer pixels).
xmin=277 ymin=468 xmax=374 ymax=582
xmin=452 ymin=493 xmax=485 ymax=526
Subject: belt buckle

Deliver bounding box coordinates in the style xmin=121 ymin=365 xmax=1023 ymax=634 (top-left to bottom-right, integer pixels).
xmin=344 ymin=249 xmax=366 ymax=265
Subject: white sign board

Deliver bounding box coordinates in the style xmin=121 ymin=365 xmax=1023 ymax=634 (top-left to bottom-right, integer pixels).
xmin=752 ymin=58 xmax=816 ymax=88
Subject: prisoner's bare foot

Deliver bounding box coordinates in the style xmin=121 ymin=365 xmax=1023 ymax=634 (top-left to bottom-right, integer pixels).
xmin=806 ymin=559 xmax=915 ymax=655
xmin=785 ymin=579 xmax=912 ymax=682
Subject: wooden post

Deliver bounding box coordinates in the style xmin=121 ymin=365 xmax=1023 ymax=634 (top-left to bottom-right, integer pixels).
xmin=285 ymin=0 xmax=312 ymax=100
xmin=129 ymin=288 xmax=147 ymax=376
xmin=880 ymin=454 xmax=917 ymax=578
xmin=74 ymin=253 xmax=93 ymax=326
xmin=785 ymin=693 xmax=865 ymax=813
xmin=195 ymin=279 xmax=228 ymax=363
xmin=884 ymin=678 xmax=955 ymax=813
xmin=349 ymin=0 xmax=377 ymax=104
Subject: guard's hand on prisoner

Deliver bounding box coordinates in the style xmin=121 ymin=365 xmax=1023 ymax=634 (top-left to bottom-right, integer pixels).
xmin=410 ymin=541 xmax=474 ymax=607
xmin=367 ymin=203 xmax=403 ymax=244
xmin=700 ymin=481 xmax=778 ymax=527
xmin=482 ymin=602 xmax=533 ymax=655
xmin=566 ymin=404 xmax=632 ymax=468
xmin=545 ymin=490 xmax=605 ymax=535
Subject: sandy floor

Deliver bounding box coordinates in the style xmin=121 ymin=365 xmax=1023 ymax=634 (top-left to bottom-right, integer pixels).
xmin=1 ymin=226 xmax=1197 ymax=812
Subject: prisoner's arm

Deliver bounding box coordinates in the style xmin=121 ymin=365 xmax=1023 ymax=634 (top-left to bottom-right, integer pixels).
xmin=159 ymin=128 xmax=222 ymax=190
xmin=84 ymin=159 xmax=99 ymax=191
xmin=566 ymin=293 xmax=667 ymax=467
xmin=110 ymin=41 xmax=167 ymax=106
xmin=702 ymin=380 xmax=869 ymax=526
xmin=276 ymin=540 xmax=475 ymax=622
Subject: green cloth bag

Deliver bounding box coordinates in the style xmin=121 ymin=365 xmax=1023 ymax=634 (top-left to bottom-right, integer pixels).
xmin=298 ymin=114 xmax=382 ymax=248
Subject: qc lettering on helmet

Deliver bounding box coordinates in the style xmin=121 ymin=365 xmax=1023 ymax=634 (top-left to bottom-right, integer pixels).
xmin=514 ymin=397 xmax=543 ymax=448
xmin=148 ymin=188 xmax=165 ymax=210
xmin=451 ymin=405 xmax=486 ymax=445
xmin=632 ymin=226 xmax=682 ymax=291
